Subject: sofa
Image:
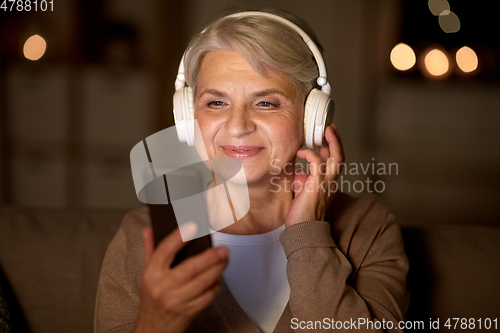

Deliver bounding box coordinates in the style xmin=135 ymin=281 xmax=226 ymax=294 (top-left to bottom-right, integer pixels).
xmin=0 ymin=205 xmax=499 ymax=333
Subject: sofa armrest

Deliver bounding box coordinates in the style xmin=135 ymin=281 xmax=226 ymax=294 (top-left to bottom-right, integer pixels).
xmin=402 ymin=224 xmax=500 ymax=322
xmin=0 ymin=206 xmax=128 ymax=333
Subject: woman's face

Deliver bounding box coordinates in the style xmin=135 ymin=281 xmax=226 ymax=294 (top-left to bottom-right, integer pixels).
xmin=194 ymin=50 xmax=304 ymax=185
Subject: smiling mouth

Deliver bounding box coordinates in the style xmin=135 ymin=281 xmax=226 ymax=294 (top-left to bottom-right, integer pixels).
xmin=220 ymin=146 xmax=264 ymax=159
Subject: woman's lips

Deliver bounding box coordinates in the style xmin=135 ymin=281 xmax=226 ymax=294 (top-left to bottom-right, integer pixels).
xmin=220 ymin=145 xmax=264 ymax=159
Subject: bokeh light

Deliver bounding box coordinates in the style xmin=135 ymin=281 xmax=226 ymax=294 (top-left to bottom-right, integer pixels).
xmin=424 ymin=48 xmax=449 ymax=77
xmin=456 ymin=46 xmax=478 ymax=73
xmin=428 ymin=0 xmax=450 ymax=16
xmin=439 ymin=10 xmax=460 ymax=33
xmin=23 ymin=34 xmax=46 ymax=61
xmin=390 ymin=43 xmax=416 ymax=71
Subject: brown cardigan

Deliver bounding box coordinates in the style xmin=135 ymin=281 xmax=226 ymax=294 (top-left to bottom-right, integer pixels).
xmin=94 ymin=193 xmax=409 ymax=332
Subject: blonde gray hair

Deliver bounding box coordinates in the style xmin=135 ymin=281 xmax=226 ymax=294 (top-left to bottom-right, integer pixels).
xmin=184 ymin=11 xmax=320 ymax=100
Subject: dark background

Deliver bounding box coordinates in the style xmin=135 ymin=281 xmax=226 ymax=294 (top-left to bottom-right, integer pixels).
xmin=1 ymin=0 xmax=499 ymax=226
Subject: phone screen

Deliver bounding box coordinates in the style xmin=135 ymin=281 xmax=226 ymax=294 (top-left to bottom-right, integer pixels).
xmin=148 ymin=203 xmax=211 ymax=267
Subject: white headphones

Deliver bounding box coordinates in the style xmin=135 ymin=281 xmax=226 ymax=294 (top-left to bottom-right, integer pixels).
xmin=173 ymin=11 xmax=334 ymax=149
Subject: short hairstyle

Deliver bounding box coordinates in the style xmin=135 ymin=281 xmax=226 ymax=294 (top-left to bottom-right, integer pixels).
xmin=184 ymin=10 xmax=321 ymax=101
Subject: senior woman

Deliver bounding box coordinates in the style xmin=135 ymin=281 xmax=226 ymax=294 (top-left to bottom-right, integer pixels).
xmin=95 ymin=10 xmax=409 ymax=333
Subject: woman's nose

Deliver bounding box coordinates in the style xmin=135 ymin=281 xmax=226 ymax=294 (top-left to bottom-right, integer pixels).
xmin=223 ymin=105 xmax=256 ymax=138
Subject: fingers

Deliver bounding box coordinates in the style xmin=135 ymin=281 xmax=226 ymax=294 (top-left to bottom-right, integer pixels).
xmin=150 ymin=246 xmax=228 ymax=317
xmin=171 ymin=248 xmax=228 ymax=302
xmin=296 ymin=149 xmax=322 ymax=177
xmin=324 ymin=124 xmax=345 ymax=179
xmin=169 ymin=246 xmax=229 ymax=287
xmin=319 ymin=135 xmax=330 ymax=164
xmin=181 ymin=281 xmax=222 ymax=317
xmin=296 ymin=149 xmax=324 ymax=195
xmin=326 ymin=124 xmax=345 ymax=164
xmin=149 ymin=222 xmax=198 ymax=269
xmin=292 ymin=167 xmax=308 ymax=197
xmin=139 ymin=224 xmax=228 ymax=327
xmin=143 ymin=227 xmax=155 ymax=265
xmin=293 ymin=124 xmax=345 ymax=196
xmin=331 ymin=124 xmax=345 ymax=156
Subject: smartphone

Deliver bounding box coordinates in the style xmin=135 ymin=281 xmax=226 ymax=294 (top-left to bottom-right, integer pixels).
xmin=149 ymin=203 xmax=211 ymax=267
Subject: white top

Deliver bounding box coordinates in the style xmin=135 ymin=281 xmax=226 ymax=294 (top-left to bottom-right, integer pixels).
xmin=211 ymin=225 xmax=290 ymax=333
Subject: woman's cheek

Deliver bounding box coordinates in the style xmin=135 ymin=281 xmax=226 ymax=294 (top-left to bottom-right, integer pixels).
xmin=193 ymin=114 xmax=214 ymax=157
xmin=274 ymin=130 xmax=301 ymax=161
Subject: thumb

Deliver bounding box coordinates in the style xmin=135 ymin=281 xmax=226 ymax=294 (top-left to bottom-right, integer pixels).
xmin=142 ymin=227 xmax=155 ymax=265
xmin=293 ymin=167 xmax=308 ymax=197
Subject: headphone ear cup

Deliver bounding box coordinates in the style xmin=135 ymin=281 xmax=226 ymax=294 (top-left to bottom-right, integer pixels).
xmin=173 ymin=87 xmax=195 ymax=145
xmin=303 ymin=89 xmax=318 ymax=149
xmin=303 ymin=88 xmax=334 ymax=149
xmin=184 ymin=87 xmax=195 ymax=146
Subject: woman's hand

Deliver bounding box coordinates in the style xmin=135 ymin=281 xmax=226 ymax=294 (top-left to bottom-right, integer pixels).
xmin=285 ymin=124 xmax=345 ymax=227
xmin=132 ymin=224 xmax=229 ymax=333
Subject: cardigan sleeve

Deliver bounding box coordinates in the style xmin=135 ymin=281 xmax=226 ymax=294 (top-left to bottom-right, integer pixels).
xmin=94 ymin=208 xmax=149 ymax=333
xmin=280 ymin=204 xmax=409 ymax=332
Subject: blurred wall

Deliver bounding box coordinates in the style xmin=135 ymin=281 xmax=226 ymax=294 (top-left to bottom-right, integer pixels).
xmin=1 ymin=0 xmax=499 ymax=226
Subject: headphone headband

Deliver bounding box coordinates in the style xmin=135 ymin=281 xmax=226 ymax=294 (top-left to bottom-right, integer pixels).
xmin=175 ymin=11 xmax=331 ymax=95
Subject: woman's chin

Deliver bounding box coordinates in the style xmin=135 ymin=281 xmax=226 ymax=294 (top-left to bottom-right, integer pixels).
xmin=241 ymin=169 xmax=277 ymax=188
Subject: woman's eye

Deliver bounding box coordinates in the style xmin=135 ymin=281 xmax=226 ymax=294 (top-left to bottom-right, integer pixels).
xmin=257 ymin=101 xmax=276 ymax=108
xmin=207 ymin=101 xmax=226 ymax=108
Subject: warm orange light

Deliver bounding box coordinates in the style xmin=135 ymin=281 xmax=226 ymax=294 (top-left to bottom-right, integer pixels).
xmin=456 ymin=46 xmax=478 ymax=73
xmin=390 ymin=43 xmax=416 ymax=71
xmin=23 ymin=34 xmax=46 ymax=61
xmin=424 ymin=48 xmax=449 ymax=76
